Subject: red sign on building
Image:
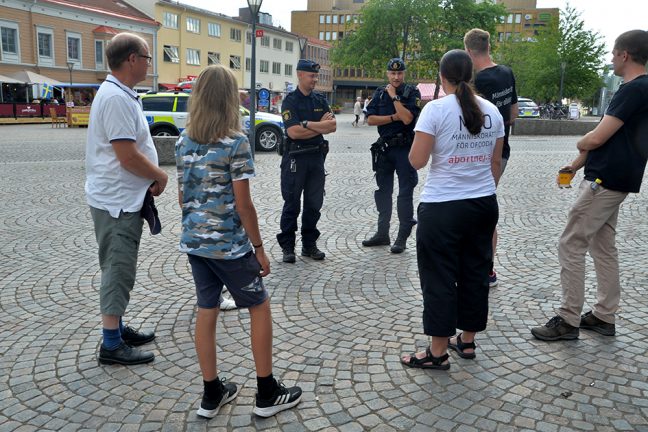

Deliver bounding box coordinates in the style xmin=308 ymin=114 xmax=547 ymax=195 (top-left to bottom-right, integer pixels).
xmin=256 ymin=29 xmax=264 ymax=38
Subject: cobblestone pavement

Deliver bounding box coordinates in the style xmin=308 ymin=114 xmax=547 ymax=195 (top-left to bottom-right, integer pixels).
xmin=1 ymin=116 xmax=648 ymax=432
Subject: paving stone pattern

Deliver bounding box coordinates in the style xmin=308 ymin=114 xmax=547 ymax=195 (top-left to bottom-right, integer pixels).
xmin=1 ymin=118 xmax=647 ymax=431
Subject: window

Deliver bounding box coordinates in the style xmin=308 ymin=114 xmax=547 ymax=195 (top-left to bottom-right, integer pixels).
xmin=333 ymin=15 xmax=338 ymax=24
xmin=230 ymin=28 xmax=241 ymax=42
xmin=176 ymin=97 xmax=188 ymax=112
xmin=261 ymin=35 xmax=270 ymax=47
xmin=245 ymin=57 xmax=251 ymax=71
xmin=229 ymin=55 xmax=241 ymax=70
xmin=285 ymin=64 xmax=292 ymax=76
xmin=163 ymin=12 xmax=178 ymax=29
xmin=272 ymin=61 xmax=281 ymax=74
xmin=353 ymin=15 xmax=359 ymax=23
xmin=95 ymin=40 xmax=104 ymax=69
xmin=163 ymin=45 xmax=179 ymax=63
xmin=326 ymin=15 xmax=331 ymax=24
xmin=340 ymin=15 xmax=345 ymax=24
xmin=142 ymin=96 xmax=175 ymax=112
xmin=208 ymin=22 xmax=221 ymax=37
xmin=325 ymin=32 xmax=331 ymax=41
xmin=36 ymin=27 xmax=53 ymax=66
xmin=515 ymin=14 xmax=522 ymax=23
xmin=332 ymin=32 xmax=337 ymax=40
xmin=207 ymin=51 xmax=220 ymax=65
xmin=186 ymin=48 xmax=200 ymax=65
xmin=285 ymin=41 xmax=293 ymax=52
xmin=66 ymin=32 xmax=81 ymax=65
xmin=259 ymin=60 xmax=269 ymax=73
xmin=507 ymin=14 xmax=513 ymax=23
xmin=319 ymin=15 xmax=325 ymax=24
xmin=498 ymin=32 xmax=504 ymax=42
xmin=246 ymin=31 xmax=252 ymax=44
xmin=346 ymin=14 xmax=351 ymax=22
xmin=319 ymin=31 xmax=324 ymax=40
xmin=273 ymin=38 xmax=282 ymax=49
xmin=505 ymin=32 xmax=511 ymax=40
xmin=186 ymin=17 xmax=200 ymax=33
xmin=338 ymin=31 xmax=344 ymax=39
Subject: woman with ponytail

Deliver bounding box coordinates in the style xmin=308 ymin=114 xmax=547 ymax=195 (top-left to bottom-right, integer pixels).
xmin=401 ymin=49 xmax=504 ymax=370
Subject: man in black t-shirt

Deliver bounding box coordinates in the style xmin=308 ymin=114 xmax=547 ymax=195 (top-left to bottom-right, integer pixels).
xmin=531 ymin=30 xmax=648 ymax=342
xmin=465 ymin=28 xmax=519 ymax=288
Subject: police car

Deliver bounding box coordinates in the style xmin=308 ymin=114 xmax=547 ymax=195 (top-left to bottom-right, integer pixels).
xmin=141 ymin=92 xmax=284 ymax=151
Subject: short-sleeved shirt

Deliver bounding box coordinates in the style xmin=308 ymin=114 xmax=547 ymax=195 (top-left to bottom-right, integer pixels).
xmin=281 ymin=88 xmax=331 ymax=146
xmin=584 ymin=74 xmax=648 ymax=193
xmin=175 ymin=132 xmax=255 ymax=260
xmin=414 ymin=94 xmax=504 ymax=203
xmin=85 ymin=74 xmax=158 ymax=218
xmin=474 ymin=65 xmax=518 ymax=159
xmin=365 ymin=83 xmax=421 ymax=138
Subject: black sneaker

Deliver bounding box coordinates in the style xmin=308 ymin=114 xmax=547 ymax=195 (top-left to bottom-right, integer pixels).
xmin=121 ymin=325 xmax=156 ymax=346
xmin=253 ymin=381 xmax=302 ymax=418
xmin=580 ymin=311 xmax=616 ymax=336
xmin=301 ymin=246 xmax=325 ymax=260
xmin=196 ymin=379 xmax=239 ymax=419
xmin=98 ymin=342 xmax=154 ymax=365
xmin=362 ymin=233 xmax=390 ymax=247
xmin=282 ymin=248 xmax=296 ymax=263
xmin=531 ymin=316 xmax=579 ymax=341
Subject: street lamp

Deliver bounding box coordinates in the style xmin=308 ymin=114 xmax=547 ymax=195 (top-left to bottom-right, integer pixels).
xmin=559 ymin=61 xmax=566 ymax=104
xmin=66 ymin=61 xmax=74 ymax=104
xmin=247 ymin=0 xmax=263 ymax=158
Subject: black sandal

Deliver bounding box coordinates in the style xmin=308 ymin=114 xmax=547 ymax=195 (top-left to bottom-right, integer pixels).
xmin=400 ymin=347 xmax=450 ymax=370
xmin=448 ymin=333 xmax=476 ymax=359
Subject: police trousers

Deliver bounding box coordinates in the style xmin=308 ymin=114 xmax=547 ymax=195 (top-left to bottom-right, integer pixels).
xmin=276 ymin=151 xmax=325 ymax=250
xmin=374 ymin=145 xmax=418 ymax=236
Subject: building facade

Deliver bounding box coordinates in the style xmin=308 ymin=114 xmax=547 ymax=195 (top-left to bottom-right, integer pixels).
xmin=0 ymin=0 xmax=158 ymax=103
xmin=126 ymin=0 xmax=247 ymax=89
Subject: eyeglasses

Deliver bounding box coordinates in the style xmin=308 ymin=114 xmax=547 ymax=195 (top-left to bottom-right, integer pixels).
xmin=138 ymin=54 xmax=152 ymax=65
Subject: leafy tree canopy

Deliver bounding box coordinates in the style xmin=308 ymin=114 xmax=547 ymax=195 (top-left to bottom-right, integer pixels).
xmin=494 ymin=4 xmax=606 ymax=103
xmin=331 ymin=0 xmax=506 ymax=80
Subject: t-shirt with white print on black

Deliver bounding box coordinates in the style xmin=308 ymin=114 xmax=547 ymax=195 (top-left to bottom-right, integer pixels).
xmin=414 ymin=94 xmax=504 ymax=203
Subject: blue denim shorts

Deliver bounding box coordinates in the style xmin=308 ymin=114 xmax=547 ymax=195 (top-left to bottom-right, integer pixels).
xmin=187 ymin=252 xmax=268 ymax=309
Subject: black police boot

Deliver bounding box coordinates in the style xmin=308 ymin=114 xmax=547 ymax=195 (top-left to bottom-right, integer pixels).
xmin=282 ymin=248 xmax=296 ymax=263
xmin=362 ymin=233 xmax=390 ymax=247
xmin=302 ymin=245 xmax=326 ymax=260
xmin=390 ymin=237 xmax=407 ymax=254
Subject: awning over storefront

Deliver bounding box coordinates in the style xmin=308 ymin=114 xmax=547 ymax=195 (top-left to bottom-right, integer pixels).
xmin=9 ymin=71 xmax=64 ymax=85
xmin=417 ymin=83 xmax=446 ymax=100
xmin=0 ymin=74 xmax=22 ymax=83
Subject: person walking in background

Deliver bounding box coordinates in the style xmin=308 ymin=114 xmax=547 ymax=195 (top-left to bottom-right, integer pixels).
xmin=86 ymin=33 xmax=168 ymax=366
xmin=176 ymin=65 xmax=302 ymax=419
xmin=401 ymin=49 xmax=504 ymax=369
xmin=352 ymin=96 xmax=362 ymax=127
xmin=278 ymin=60 xmax=337 ymax=263
xmin=363 ymin=58 xmax=421 ymax=254
xmin=531 ymin=30 xmax=648 ymax=341
xmin=464 ymin=28 xmax=518 ymax=288
xmin=363 ymin=96 xmax=371 ymax=125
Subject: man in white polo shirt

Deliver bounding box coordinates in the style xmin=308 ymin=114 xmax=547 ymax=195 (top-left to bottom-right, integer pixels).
xmin=86 ymin=32 xmax=168 ymax=365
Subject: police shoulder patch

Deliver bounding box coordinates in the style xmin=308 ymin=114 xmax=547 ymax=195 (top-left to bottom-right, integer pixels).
xmin=416 ymin=97 xmax=422 ymax=108
xmin=282 ymin=110 xmax=291 ymax=121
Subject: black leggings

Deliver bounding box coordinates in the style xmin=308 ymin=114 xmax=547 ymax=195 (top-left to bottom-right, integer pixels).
xmin=416 ymin=195 xmax=498 ymax=336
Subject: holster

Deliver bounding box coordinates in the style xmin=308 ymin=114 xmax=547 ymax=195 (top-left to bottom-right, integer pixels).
xmin=370 ymin=139 xmax=388 ymax=172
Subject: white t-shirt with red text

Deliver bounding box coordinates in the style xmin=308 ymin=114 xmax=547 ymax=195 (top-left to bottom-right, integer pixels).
xmin=414 ymin=94 xmax=504 ymax=203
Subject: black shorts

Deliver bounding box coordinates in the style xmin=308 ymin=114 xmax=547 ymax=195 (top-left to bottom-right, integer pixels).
xmin=188 ymin=252 xmax=268 ymax=309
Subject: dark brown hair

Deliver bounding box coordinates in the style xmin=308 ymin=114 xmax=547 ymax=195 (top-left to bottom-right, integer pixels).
xmin=440 ymin=49 xmax=484 ymax=135
xmin=614 ymin=30 xmax=648 ymax=65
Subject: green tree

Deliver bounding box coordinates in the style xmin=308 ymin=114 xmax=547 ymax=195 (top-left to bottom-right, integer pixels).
xmin=331 ymin=0 xmax=505 ymax=82
xmin=495 ymin=5 xmax=606 ymax=102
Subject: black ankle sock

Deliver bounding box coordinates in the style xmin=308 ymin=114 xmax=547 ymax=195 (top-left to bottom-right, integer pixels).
xmin=257 ymin=374 xmax=277 ymax=400
xmin=204 ymin=377 xmax=223 ymax=399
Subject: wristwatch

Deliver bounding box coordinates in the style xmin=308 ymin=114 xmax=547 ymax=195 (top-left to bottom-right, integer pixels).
xmin=391 ymin=95 xmax=401 ymax=102
xmin=301 ymin=120 xmax=308 ymax=128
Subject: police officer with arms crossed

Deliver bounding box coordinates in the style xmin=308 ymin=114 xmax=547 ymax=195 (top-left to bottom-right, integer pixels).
xmin=278 ymin=60 xmax=337 ymax=263
xmin=363 ymin=58 xmax=421 ymax=253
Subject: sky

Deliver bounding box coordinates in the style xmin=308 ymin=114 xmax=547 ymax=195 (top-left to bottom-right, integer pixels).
xmin=182 ymin=0 xmax=646 ymax=53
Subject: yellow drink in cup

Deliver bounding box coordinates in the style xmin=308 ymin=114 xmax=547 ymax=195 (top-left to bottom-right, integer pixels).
xmin=558 ymin=168 xmax=573 ymax=188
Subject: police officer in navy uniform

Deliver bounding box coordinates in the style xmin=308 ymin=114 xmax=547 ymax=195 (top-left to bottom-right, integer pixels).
xmin=278 ymin=59 xmax=337 ymax=263
xmin=363 ymin=58 xmax=421 ymax=253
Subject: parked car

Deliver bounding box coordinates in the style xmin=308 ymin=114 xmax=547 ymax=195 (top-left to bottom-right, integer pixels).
xmin=517 ymin=97 xmax=540 ymax=118
xmin=141 ymin=92 xmax=284 ymax=152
